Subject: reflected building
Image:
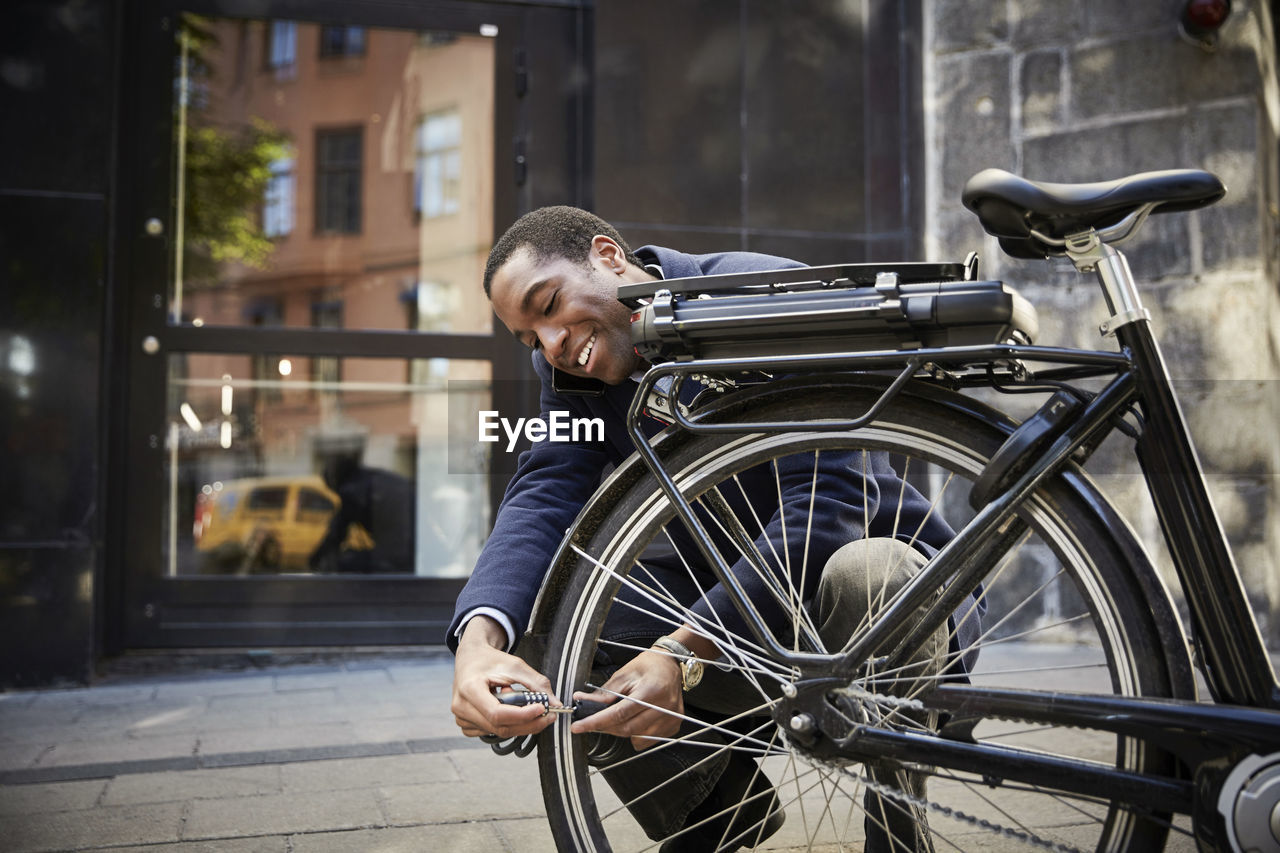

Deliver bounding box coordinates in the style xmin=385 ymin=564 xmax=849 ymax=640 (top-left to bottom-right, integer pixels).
xmin=168 ymin=19 xmax=496 ymax=580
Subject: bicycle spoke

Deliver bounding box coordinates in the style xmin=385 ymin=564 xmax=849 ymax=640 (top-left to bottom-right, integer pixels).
xmin=545 ymin=393 xmax=1187 ymax=852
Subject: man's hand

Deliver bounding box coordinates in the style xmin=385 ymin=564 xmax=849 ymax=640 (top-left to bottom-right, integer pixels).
xmin=450 ymin=615 xmax=561 ymax=739
xmin=570 ymin=649 xmax=684 ymax=751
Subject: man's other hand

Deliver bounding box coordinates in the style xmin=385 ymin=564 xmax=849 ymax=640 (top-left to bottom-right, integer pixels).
xmin=569 ymin=649 xmax=683 ymax=751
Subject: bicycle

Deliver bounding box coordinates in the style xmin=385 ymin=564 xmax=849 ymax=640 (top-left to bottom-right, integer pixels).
xmin=493 ymin=168 xmax=1280 ymax=851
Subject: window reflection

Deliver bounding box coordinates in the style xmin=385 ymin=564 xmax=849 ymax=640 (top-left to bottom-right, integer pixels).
xmin=166 ymin=355 xmax=491 ymax=578
xmin=172 ymin=16 xmax=494 ymax=334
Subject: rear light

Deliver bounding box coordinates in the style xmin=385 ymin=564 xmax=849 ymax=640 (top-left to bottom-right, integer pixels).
xmin=1180 ymin=0 xmax=1231 ymax=45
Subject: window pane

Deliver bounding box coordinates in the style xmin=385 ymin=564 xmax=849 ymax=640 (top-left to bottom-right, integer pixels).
xmin=415 ymin=109 xmax=462 ymax=218
xmin=262 ymin=155 xmax=294 ymax=237
xmin=267 ymin=21 xmax=296 ymax=70
xmin=170 ymin=16 xmax=494 ymax=333
xmin=167 ymin=354 xmax=492 ymax=578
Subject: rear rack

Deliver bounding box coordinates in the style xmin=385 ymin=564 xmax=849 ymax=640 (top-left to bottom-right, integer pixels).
xmin=626 ymin=256 xmax=1038 ymax=363
xmin=617 ymin=258 xmax=977 ymax=308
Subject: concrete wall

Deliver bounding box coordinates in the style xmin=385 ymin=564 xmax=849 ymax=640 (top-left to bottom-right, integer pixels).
xmin=923 ymin=0 xmax=1280 ymax=646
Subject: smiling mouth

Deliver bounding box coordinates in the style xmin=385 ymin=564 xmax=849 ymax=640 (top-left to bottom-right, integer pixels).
xmin=576 ymin=333 xmax=597 ymax=367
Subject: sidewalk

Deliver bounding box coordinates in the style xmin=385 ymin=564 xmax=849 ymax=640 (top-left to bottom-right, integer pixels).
xmin=0 ymin=650 xmax=554 ymax=853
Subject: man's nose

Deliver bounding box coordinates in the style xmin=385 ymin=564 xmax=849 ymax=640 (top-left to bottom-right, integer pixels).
xmin=536 ymin=323 xmax=568 ymax=358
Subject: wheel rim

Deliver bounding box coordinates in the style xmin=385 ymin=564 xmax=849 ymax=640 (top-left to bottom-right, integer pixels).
xmin=544 ymin=417 xmax=1183 ymax=852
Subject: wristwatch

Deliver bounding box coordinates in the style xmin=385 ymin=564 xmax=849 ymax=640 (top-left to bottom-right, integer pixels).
xmin=651 ymin=636 xmax=704 ymax=692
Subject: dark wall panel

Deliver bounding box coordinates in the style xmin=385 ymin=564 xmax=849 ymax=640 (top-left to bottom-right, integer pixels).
xmin=0 ymin=1 xmax=115 ymax=687
xmin=744 ymin=0 xmax=866 ymax=235
xmin=0 ymin=2 xmax=114 ymax=194
xmin=593 ymin=0 xmax=744 ymax=230
xmin=592 ymin=0 xmax=919 ymax=266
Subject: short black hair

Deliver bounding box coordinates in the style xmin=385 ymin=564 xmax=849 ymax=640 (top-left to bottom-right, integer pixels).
xmin=483 ymin=206 xmax=643 ymax=297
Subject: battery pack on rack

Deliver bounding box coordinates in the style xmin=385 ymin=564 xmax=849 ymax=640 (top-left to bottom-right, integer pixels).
xmin=624 ymin=261 xmax=1038 ymax=363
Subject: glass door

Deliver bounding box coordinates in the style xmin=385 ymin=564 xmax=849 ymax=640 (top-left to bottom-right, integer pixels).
xmin=112 ymin=0 xmax=585 ymax=648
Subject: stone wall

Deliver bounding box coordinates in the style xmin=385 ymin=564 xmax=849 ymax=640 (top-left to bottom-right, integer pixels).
xmin=923 ymin=0 xmax=1280 ymax=646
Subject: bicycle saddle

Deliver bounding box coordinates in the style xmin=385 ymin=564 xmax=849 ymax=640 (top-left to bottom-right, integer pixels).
xmin=962 ymin=168 xmax=1225 ymax=259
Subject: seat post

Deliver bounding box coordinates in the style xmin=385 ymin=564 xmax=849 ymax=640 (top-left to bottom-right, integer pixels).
xmin=1063 ymin=230 xmax=1151 ymax=339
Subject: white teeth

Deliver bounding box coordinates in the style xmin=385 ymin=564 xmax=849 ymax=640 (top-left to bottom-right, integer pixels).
xmin=576 ymin=334 xmax=596 ymax=366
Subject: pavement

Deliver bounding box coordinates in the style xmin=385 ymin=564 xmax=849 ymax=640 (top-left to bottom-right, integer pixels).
xmin=2 ymin=646 xmax=1271 ymax=852
xmin=0 ymin=649 xmax=555 ymax=853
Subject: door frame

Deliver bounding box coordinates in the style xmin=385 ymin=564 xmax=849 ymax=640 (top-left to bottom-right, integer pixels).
xmin=103 ymin=0 xmax=589 ymax=652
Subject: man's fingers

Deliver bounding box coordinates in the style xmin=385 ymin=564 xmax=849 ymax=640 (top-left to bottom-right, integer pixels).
xmin=456 ymin=701 xmax=551 ymax=738
xmin=571 ymin=693 xmax=664 ymax=736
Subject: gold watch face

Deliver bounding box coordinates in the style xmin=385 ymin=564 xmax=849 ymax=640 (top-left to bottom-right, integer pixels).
xmin=682 ymin=658 xmax=704 ymax=691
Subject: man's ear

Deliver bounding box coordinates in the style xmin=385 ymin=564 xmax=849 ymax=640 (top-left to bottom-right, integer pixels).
xmin=591 ymin=235 xmax=625 ymax=272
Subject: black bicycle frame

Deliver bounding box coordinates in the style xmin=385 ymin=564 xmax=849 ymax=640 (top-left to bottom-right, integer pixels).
xmin=1117 ymin=320 xmax=1280 ymax=710
xmin=623 ymin=330 xmax=1280 ymax=797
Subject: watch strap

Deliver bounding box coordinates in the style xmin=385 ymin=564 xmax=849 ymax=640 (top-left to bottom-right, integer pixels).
xmin=651 ymin=636 xmax=702 ymax=691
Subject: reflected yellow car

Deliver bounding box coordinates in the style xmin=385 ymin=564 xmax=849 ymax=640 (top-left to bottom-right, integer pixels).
xmin=194 ymin=475 xmax=371 ymax=573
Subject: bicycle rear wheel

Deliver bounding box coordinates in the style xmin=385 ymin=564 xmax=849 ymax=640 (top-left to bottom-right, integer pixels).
xmin=538 ymin=382 xmax=1193 ymax=852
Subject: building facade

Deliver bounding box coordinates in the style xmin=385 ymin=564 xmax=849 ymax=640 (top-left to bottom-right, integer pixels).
xmin=1 ymin=0 xmax=1276 ymax=686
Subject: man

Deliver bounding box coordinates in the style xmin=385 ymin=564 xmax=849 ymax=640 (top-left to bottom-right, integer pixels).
xmin=448 ymin=206 xmax=965 ymax=851
xmin=309 ymin=451 xmax=416 ymax=574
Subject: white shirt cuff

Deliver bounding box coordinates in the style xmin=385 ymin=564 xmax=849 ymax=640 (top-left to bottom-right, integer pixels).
xmin=457 ymin=607 xmax=516 ymax=652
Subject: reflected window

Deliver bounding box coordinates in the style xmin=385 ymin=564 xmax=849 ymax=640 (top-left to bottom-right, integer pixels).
xmin=311 ymin=296 xmax=342 ymax=388
xmin=247 ymin=486 xmax=288 ymax=512
xmin=320 ymin=25 xmax=366 ymax=58
xmin=166 ymin=356 xmax=493 ymax=578
xmin=265 ymin=20 xmax=296 ymax=77
xmin=169 ymin=19 xmax=494 ymax=334
xmin=315 ymin=127 xmax=362 ymax=234
xmin=263 ymin=155 xmax=294 ymax=237
xmin=298 ymin=488 xmax=336 ymax=514
xmin=414 ymin=110 xmax=461 ymax=218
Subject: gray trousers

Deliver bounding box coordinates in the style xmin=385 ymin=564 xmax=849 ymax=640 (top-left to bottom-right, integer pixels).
xmin=598 ymin=537 xmax=947 ymax=849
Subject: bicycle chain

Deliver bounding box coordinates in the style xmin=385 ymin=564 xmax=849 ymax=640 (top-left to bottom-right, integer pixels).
xmin=839 ymin=761 xmax=1086 ymax=853
xmin=813 ymin=683 xmax=1089 ymax=853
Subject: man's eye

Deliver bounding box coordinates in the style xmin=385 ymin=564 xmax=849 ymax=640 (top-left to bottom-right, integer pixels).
xmin=530 ymin=337 xmax=542 ymax=351
xmin=545 ymin=292 xmax=558 ymax=315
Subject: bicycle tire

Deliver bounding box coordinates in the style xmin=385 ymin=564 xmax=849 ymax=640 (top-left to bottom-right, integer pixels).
xmin=537 ymin=382 xmax=1193 ymax=853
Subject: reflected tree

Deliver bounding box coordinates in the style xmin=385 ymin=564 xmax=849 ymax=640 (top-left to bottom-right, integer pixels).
xmin=177 ymin=15 xmax=289 ymax=286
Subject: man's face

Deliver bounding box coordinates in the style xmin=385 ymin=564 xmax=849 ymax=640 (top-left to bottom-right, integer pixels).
xmin=489 ymin=243 xmax=645 ymax=385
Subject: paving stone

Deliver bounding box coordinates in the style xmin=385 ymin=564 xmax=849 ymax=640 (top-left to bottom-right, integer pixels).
xmin=183 ymin=789 xmax=383 ymax=839
xmin=38 ymin=734 xmax=198 ymax=768
xmin=196 ymin=722 xmax=355 ymax=756
xmin=493 ymin=815 xmax=558 ymax=853
xmin=350 ymin=715 xmax=456 ymax=743
xmin=28 ymin=684 xmax=156 ymax=709
xmin=0 ymin=801 xmax=185 ymax=852
xmin=379 ymin=750 xmax=544 ymax=824
xmin=150 ymin=678 xmax=276 ymax=704
xmin=101 ymin=764 xmax=282 ymax=806
xmin=385 ymin=663 xmax=444 ymax=683
xmin=289 ymin=823 xmax=504 ymax=853
xmin=274 ymin=668 xmax=392 ymax=692
xmin=73 ymin=702 xmax=209 ymax=738
xmin=278 ymin=699 xmax=411 ymax=728
xmin=0 ymin=778 xmax=107 ymax=815
xmin=109 ymin=839 xmax=288 ymax=853
xmin=0 ymin=741 xmax=50 ymax=771
xmin=280 ymin=752 xmax=457 ymax=793
xmin=207 ymin=688 xmax=336 ymax=712
xmin=0 ymin=703 xmax=82 ymax=735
